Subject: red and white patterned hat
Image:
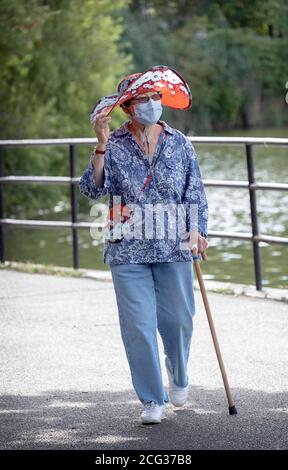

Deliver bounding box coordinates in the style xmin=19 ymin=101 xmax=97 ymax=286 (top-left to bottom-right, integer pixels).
xmin=90 ymin=64 xmax=192 ymax=123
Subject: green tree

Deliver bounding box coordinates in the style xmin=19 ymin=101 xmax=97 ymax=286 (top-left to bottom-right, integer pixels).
xmin=0 ymin=0 xmax=132 ymax=218
xmin=122 ymin=0 xmax=288 ymax=133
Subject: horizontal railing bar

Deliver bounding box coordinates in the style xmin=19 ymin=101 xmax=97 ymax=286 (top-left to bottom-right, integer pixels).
xmin=0 ymin=137 xmax=288 ymax=146
xmin=188 ymin=137 xmax=288 ymax=146
xmin=255 ymin=234 xmax=288 ymax=245
xmin=1 ymin=176 xmax=288 ymax=191
xmin=0 ymin=176 xmax=80 ymax=184
xmin=209 ymin=230 xmax=252 ymax=240
xmin=205 ymin=180 xmax=288 ymax=190
xmin=196 ymin=230 xmax=288 ymax=244
xmin=0 ymin=138 xmax=99 ymax=147
xmin=1 ymin=218 xmax=288 ymax=245
xmin=250 ymin=182 xmax=288 ymax=191
xmin=0 ymin=218 xmax=103 ymax=229
xmin=205 ymin=179 xmax=248 ymax=188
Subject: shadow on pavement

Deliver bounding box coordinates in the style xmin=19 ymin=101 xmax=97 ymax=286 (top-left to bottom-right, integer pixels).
xmin=0 ymin=386 xmax=287 ymax=450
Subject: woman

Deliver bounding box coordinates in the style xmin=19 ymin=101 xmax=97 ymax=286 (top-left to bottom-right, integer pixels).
xmin=79 ymin=65 xmax=208 ymax=424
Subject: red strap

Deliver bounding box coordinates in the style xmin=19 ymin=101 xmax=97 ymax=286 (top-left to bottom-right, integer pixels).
xmin=141 ymin=173 xmax=153 ymax=191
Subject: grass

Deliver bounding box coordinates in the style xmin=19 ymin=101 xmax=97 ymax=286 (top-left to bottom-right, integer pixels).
xmin=0 ymin=261 xmax=84 ymax=278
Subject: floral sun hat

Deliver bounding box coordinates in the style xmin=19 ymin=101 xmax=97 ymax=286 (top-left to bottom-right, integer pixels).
xmin=90 ymin=64 xmax=192 ymax=124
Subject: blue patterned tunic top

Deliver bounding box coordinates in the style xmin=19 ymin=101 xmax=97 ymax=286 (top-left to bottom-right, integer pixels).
xmin=79 ymin=119 xmax=208 ymax=265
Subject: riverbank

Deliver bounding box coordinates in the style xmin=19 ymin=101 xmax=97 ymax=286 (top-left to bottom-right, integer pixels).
xmin=1 ymin=261 xmax=287 ymax=303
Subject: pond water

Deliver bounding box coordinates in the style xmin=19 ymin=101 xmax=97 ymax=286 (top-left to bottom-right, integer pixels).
xmin=4 ymin=128 xmax=288 ymax=288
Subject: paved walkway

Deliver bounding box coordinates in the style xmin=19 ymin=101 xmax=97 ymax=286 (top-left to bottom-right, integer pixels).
xmin=0 ymin=269 xmax=287 ymax=450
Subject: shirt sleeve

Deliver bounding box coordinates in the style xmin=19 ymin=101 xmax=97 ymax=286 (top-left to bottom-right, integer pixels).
xmin=182 ymin=138 xmax=209 ymax=238
xmin=79 ymin=145 xmax=112 ymax=201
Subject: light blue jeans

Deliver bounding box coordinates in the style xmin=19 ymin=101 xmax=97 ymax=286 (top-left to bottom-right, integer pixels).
xmin=110 ymin=261 xmax=196 ymax=406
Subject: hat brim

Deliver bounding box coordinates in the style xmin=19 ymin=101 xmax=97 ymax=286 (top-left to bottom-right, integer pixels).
xmin=90 ymin=65 xmax=192 ymax=123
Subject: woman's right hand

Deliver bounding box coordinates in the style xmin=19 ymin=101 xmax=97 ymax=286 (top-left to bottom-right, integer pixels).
xmin=93 ymin=110 xmax=111 ymax=145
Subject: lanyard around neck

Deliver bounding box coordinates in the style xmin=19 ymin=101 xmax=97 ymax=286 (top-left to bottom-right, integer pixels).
xmin=127 ymin=121 xmax=168 ymax=195
xmin=140 ymin=131 xmax=168 ymax=194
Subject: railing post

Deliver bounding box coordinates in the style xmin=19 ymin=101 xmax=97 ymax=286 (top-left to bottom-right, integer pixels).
xmin=0 ymin=146 xmax=4 ymax=263
xmin=69 ymin=144 xmax=79 ymax=270
xmin=246 ymin=144 xmax=262 ymax=290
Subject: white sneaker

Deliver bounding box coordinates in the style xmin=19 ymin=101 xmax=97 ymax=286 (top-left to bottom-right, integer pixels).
xmin=141 ymin=401 xmax=166 ymax=424
xmin=166 ymin=364 xmax=189 ymax=407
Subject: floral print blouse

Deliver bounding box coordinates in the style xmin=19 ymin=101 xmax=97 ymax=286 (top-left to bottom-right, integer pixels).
xmin=79 ymin=119 xmax=208 ymax=265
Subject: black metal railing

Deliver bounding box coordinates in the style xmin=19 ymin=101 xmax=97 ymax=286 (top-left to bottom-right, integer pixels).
xmin=0 ymin=136 xmax=287 ymax=291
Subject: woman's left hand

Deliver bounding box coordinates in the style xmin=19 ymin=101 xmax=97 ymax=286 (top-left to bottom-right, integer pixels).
xmin=188 ymin=230 xmax=208 ymax=255
xmin=197 ymin=234 xmax=208 ymax=255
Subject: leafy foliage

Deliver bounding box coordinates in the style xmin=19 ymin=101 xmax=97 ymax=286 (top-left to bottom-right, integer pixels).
xmin=1 ymin=0 xmax=287 ymax=219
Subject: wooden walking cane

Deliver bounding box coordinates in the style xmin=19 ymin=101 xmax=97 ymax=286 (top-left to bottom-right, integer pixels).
xmin=192 ymin=246 xmax=238 ymax=415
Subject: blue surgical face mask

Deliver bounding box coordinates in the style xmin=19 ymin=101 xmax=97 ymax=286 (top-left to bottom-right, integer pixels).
xmin=133 ymin=99 xmax=163 ymax=126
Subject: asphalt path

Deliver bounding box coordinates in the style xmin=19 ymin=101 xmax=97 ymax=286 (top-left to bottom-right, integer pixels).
xmin=0 ymin=269 xmax=287 ymax=450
